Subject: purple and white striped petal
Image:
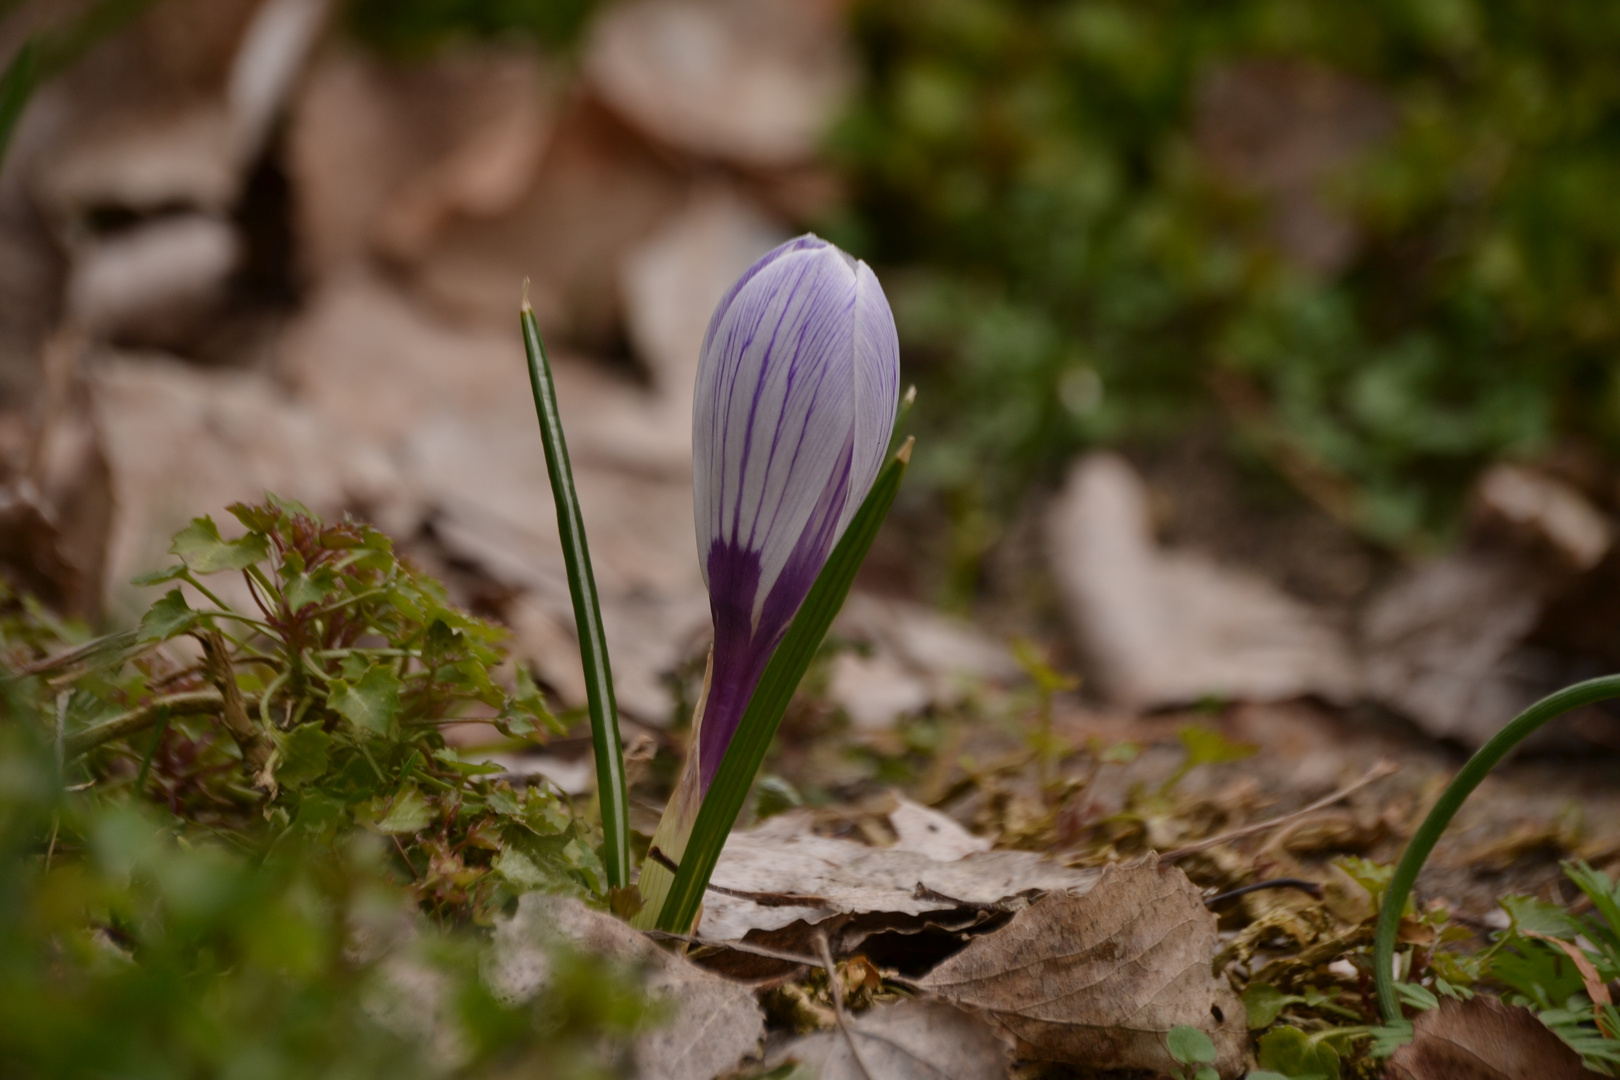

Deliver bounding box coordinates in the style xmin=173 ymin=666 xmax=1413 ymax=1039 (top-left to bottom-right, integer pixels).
xmin=690 ymin=235 xmax=900 ymax=790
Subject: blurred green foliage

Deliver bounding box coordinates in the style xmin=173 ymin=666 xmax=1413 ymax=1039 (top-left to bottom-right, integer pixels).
xmin=346 ymin=0 xmax=596 ymax=56
xmin=834 ymin=0 xmax=1620 ymax=548
xmin=0 ymin=499 xmax=649 ymax=1078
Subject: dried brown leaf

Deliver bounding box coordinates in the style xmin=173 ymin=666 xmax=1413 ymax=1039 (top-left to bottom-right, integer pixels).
xmin=1387 ymin=995 xmax=1597 ymax=1080
xmin=917 ymin=859 xmax=1246 ymax=1077
xmin=780 ymin=998 xmax=1009 ymax=1080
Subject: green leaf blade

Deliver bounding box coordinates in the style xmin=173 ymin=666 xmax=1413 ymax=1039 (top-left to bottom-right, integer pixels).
xmin=521 ymin=304 xmax=629 ymax=889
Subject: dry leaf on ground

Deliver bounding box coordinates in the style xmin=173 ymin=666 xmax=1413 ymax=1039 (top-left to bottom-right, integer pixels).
xmin=490 ymin=894 xmax=764 ymax=1080
xmin=698 ymin=810 xmax=1098 ymax=944
xmin=584 ymin=0 xmax=853 ymax=167
xmin=1387 ymin=995 xmax=1597 ymax=1080
xmin=828 ymin=592 xmax=1021 ymax=729
xmin=917 ymin=858 xmax=1246 ymax=1077
xmin=88 ymin=353 xmax=355 ymax=620
xmin=409 ymin=95 xmax=686 ymax=340
xmin=287 ymin=46 xmax=555 ymax=276
xmin=1361 ymin=552 xmax=1566 ymax=749
xmin=1046 ymin=453 xmax=1357 ymax=710
xmin=619 ymin=186 xmax=786 ymax=397
xmin=1361 ymin=463 xmax=1619 ymax=749
xmin=778 ymin=998 xmax=1009 ymax=1080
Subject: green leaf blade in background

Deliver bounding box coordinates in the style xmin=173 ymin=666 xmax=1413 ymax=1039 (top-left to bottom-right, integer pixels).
xmin=655 ymin=440 xmax=912 ymax=932
xmin=0 ymin=39 xmax=38 ymax=169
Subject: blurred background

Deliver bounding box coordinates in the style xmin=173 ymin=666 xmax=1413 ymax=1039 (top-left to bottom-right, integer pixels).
xmin=4 ymin=0 xmax=1620 ymax=751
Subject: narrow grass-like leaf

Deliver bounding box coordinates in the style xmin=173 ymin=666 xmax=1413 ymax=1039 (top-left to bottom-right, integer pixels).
xmin=654 ymin=439 xmax=913 ymax=931
xmin=1374 ymin=673 xmax=1620 ymax=1023
xmin=0 ymin=39 xmax=37 ymax=168
xmin=0 ymin=1 xmax=158 ymax=170
xmin=521 ymin=298 xmax=629 ymax=889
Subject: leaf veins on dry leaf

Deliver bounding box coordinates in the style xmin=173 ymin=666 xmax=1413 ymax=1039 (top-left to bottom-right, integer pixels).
xmin=1387 ymin=995 xmax=1599 ymax=1080
xmin=917 ymin=857 xmax=1247 ymax=1077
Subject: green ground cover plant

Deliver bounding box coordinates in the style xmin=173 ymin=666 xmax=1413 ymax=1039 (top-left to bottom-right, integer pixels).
xmin=0 ymin=501 xmax=650 ymax=1077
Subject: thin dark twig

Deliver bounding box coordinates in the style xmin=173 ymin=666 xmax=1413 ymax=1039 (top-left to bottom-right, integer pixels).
xmin=1160 ymin=760 xmax=1398 ymax=861
xmin=200 ymin=631 xmax=273 ymax=788
xmin=1204 ymin=878 xmax=1324 ymax=907
xmin=242 ymin=567 xmax=277 ymax=622
xmin=14 ymin=630 xmax=142 ymax=678
xmin=816 ymin=929 xmax=876 ymax=1080
xmin=643 ymin=930 xmax=819 ymax=969
xmin=63 ymin=690 xmax=258 ymax=756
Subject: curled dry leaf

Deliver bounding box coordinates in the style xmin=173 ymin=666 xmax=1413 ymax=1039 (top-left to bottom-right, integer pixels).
xmin=489 ymin=895 xmax=764 ymax=1080
xmin=1387 ymin=995 xmax=1597 ymax=1080
xmin=917 ymin=859 xmax=1246 ymax=1077
xmin=700 ymin=811 xmax=1098 ymax=943
xmin=780 ymin=998 xmax=1009 ymax=1080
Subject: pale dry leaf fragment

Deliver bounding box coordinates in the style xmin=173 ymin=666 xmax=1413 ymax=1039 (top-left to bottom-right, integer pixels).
xmin=828 ymin=592 xmax=1021 ymax=729
xmin=1360 ymin=553 xmax=1554 ymax=748
xmin=408 ymin=95 xmax=686 ymax=339
xmin=888 ymin=793 xmax=991 ymax=862
xmin=917 ymin=858 xmax=1246 ymax=1077
xmin=828 ymin=648 xmax=931 ymax=730
xmin=286 ymin=46 xmax=555 ymax=276
xmin=88 ymin=354 xmax=351 ymax=620
xmin=1386 ymin=995 xmax=1597 ymax=1080
xmin=490 ymin=895 xmax=764 ymax=1080
xmin=1046 ymin=453 xmax=1358 ymax=710
xmin=619 ymin=186 xmax=788 ymax=398
xmin=1475 ymin=462 xmax=1612 ymax=572
xmin=584 ymin=0 xmax=855 ymax=166
xmin=66 ymin=215 xmax=239 ymax=340
xmin=781 ymin=998 xmax=1009 ymax=1080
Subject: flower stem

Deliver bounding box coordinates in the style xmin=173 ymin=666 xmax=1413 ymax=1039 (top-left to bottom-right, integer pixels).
xmin=1374 ymin=673 xmax=1620 ymax=1023
xmin=520 ymin=297 xmax=629 ymax=890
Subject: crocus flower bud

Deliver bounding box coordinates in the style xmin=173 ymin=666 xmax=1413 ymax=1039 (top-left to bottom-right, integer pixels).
xmin=633 ymin=235 xmax=899 ymax=927
xmin=692 ymin=234 xmax=901 ymax=790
